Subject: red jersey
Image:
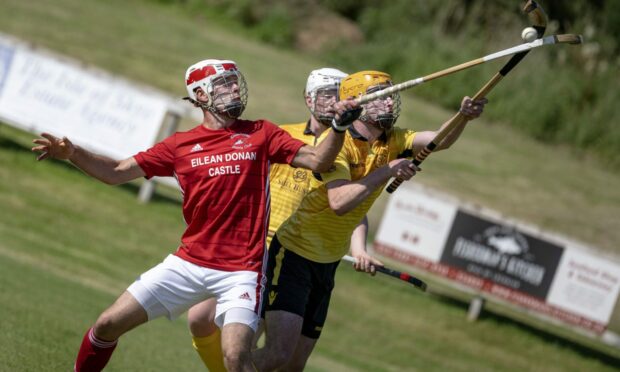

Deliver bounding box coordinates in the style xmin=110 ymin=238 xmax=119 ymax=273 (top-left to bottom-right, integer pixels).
xmin=134 ymin=119 xmax=305 ymax=272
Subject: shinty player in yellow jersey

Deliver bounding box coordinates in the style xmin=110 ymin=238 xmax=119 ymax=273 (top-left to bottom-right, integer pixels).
xmin=185 ymin=68 xmax=379 ymax=371
xmin=252 ymin=71 xmax=488 ymax=371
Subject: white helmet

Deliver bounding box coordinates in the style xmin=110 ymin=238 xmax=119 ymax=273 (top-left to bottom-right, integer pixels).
xmin=305 ymin=68 xmax=348 ymax=97
xmin=305 ymin=68 xmax=347 ymax=125
xmin=184 ymin=59 xmax=248 ymax=118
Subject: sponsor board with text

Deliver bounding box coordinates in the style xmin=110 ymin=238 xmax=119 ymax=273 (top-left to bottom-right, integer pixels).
xmin=440 ymin=210 xmax=564 ymax=300
xmin=375 ymin=184 xmax=620 ymax=333
xmin=0 ymin=35 xmax=173 ymax=160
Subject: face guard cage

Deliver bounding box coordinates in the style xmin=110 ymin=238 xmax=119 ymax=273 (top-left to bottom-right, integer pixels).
xmin=207 ymin=70 xmax=248 ymax=119
xmin=361 ymin=84 xmax=401 ymax=130
xmin=309 ymin=87 xmax=340 ymax=126
xmin=190 ymin=70 xmax=248 ymax=119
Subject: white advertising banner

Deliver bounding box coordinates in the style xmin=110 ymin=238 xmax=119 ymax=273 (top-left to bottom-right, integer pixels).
xmin=375 ymin=184 xmax=620 ymax=333
xmin=375 ymin=186 xmax=457 ymax=262
xmin=0 ymin=40 xmax=169 ymax=159
xmin=546 ymin=249 xmax=620 ymax=324
xmin=0 ymin=43 xmax=13 ymax=94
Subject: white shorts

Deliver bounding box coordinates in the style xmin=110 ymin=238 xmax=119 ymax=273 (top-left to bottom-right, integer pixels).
xmin=127 ymin=254 xmax=264 ymax=331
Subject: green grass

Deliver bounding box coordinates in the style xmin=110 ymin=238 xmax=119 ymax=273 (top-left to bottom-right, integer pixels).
xmin=0 ymin=0 xmax=619 ymax=369
xmin=0 ymin=249 xmax=202 ymax=371
xmin=324 ymin=271 xmax=620 ymax=372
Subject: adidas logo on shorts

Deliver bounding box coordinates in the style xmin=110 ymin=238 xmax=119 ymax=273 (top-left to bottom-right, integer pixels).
xmin=239 ymin=292 xmax=251 ymax=301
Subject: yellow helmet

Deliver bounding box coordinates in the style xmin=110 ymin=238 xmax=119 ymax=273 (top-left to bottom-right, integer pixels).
xmin=339 ymin=71 xmax=392 ymax=100
xmin=339 ymin=70 xmax=401 ymax=130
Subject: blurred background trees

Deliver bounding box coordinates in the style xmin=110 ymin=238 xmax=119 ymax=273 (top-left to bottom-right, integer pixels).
xmin=155 ymin=0 xmax=618 ymax=166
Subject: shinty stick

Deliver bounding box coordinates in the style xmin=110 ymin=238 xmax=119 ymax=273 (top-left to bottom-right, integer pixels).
xmin=385 ymin=7 xmax=581 ymax=193
xmin=355 ymin=34 xmax=581 ymax=105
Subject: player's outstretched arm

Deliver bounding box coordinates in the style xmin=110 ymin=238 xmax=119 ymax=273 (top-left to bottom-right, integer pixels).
xmin=32 ymin=132 xmax=145 ymax=185
xmin=291 ymin=133 xmax=344 ymax=173
xmin=291 ymin=98 xmax=361 ymax=172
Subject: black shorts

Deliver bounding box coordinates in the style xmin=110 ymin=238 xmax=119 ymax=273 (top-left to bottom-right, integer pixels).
xmin=262 ymin=234 xmax=340 ymax=339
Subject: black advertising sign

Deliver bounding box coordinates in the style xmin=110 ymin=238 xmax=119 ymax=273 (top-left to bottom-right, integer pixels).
xmin=440 ymin=210 xmax=565 ymax=300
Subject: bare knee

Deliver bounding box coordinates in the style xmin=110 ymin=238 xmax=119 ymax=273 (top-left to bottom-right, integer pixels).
xmin=220 ymin=320 xmax=256 ymax=371
xmin=93 ymin=311 xmax=121 ymax=341
xmin=93 ymin=291 xmax=148 ymax=341
xmin=188 ymin=317 xmax=219 ymax=338
xmin=222 ymin=346 xmax=252 ymax=371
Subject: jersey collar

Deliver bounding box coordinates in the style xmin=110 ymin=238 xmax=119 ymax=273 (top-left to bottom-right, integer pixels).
xmin=348 ymin=125 xmax=388 ymax=143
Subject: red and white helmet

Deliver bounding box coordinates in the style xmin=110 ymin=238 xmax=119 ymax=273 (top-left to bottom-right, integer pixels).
xmin=184 ymin=59 xmax=248 ymax=118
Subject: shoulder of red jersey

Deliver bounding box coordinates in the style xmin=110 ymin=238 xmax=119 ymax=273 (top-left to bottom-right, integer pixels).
xmin=181 ymin=124 xmax=205 ymax=134
xmin=162 ymin=124 xmax=203 ymax=142
xmin=227 ymin=118 xmax=280 ymax=134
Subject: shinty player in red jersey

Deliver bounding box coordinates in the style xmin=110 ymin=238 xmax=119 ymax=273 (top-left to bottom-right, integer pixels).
xmin=31 ymin=59 xmax=361 ymax=372
xmin=186 ymin=67 xmax=382 ymax=371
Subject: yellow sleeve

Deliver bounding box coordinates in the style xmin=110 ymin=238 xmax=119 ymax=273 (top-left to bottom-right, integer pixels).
xmin=315 ymin=129 xmax=351 ymax=184
xmin=404 ymin=129 xmax=416 ymax=152
xmin=394 ymin=127 xmax=416 ymax=153
xmin=320 ymin=150 xmax=351 ymax=184
xmin=388 ymin=127 xmax=417 ymax=159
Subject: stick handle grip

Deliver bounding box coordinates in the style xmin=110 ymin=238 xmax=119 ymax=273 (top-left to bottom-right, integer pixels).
xmin=375 ymin=266 xmax=428 ymax=291
xmin=342 ymin=255 xmax=427 ymax=291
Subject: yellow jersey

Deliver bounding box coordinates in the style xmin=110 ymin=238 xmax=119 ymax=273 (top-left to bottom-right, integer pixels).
xmin=276 ymin=126 xmax=416 ymax=263
xmin=267 ymin=122 xmax=317 ymax=246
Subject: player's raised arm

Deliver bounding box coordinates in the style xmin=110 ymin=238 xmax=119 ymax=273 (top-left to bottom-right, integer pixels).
xmin=32 ymin=132 xmax=145 ymax=185
xmin=412 ymin=96 xmax=488 ymax=154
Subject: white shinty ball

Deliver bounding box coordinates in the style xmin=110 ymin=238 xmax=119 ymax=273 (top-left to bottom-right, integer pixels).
xmin=521 ymin=27 xmax=538 ymax=42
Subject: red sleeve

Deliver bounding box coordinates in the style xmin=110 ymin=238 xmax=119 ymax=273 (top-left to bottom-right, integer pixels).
xmin=133 ymin=134 xmax=176 ymax=179
xmin=264 ymin=120 xmax=305 ymax=164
